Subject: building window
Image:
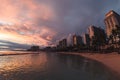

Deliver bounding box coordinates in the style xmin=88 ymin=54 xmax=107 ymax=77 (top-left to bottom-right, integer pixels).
xmin=110 ymin=17 xmax=114 ymax=28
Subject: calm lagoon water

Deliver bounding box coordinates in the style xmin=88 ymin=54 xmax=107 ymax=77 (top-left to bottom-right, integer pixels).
xmin=0 ymin=51 xmax=119 ymax=80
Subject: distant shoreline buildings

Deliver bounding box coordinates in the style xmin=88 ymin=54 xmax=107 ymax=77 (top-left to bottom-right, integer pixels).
xmin=29 ymin=10 xmax=120 ymax=52
xmin=54 ymin=10 xmax=120 ymax=52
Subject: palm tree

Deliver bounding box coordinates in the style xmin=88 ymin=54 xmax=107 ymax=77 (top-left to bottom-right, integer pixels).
xmin=115 ymin=25 xmax=120 ymax=49
xmin=109 ymin=25 xmax=120 ymax=49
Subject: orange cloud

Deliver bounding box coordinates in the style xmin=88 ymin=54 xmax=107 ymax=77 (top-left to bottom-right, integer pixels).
xmin=0 ymin=25 xmax=56 ymax=46
xmin=0 ymin=0 xmax=56 ymax=47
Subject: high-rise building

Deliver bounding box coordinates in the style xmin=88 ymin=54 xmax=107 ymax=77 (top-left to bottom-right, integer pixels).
xmin=104 ymin=10 xmax=120 ymax=37
xmin=88 ymin=25 xmax=106 ymax=46
xmin=58 ymin=39 xmax=67 ymax=49
xmin=88 ymin=25 xmax=96 ymax=39
xmin=67 ymin=34 xmax=73 ymax=47
xmin=73 ymin=34 xmax=83 ymax=46
xmin=62 ymin=39 xmax=67 ymax=48
xmin=83 ymin=34 xmax=90 ymax=46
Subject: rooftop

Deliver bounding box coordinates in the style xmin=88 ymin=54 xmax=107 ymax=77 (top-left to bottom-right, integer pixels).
xmin=105 ymin=10 xmax=120 ymax=17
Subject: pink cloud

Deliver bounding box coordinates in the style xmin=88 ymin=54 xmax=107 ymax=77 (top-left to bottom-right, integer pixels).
xmin=0 ymin=0 xmax=56 ymax=47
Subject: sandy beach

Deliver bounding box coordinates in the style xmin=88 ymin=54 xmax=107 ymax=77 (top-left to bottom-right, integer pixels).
xmin=60 ymin=52 xmax=120 ymax=75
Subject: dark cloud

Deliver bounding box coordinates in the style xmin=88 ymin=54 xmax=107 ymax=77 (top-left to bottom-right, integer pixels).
xmin=0 ymin=40 xmax=31 ymax=50
xmin=34 ymin=0 xmax=120 ymax=42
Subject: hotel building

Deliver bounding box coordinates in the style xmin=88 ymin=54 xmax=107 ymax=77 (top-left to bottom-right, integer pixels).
xmin=104 ymin=10 xmax=120 ymax=38
xmin=73 ymin=34 xmax=83 ymax=47
xmin=88 ymin=25 xmax=106 ymax=46
xmin=58 ymin=39 xmax=67 ymax=49
xmin=83 ymin=34 xmax=90 ymax=46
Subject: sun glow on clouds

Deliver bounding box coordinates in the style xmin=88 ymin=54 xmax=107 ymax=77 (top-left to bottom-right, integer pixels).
xmin=0 ymin=26 xmax=54 ymax=46
xmin=0 ymin=0 xmax=56 ymax=49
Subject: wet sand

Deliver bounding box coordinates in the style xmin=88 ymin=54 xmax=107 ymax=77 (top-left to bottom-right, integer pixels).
xmin=59 ymin=52 xmax=120 ymax=75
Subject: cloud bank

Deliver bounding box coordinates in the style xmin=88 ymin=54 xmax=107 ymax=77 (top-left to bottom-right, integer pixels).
xmin=0 ymin=0 xmax=120 ymax=50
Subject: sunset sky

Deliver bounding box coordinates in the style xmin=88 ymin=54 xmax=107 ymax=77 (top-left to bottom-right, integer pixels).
xmin=0 ymin=0 xmax=120 ymax=50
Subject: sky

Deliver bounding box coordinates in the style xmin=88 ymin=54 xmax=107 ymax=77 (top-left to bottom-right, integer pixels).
xmin=0 ymin=0 xmax=120 ymax=50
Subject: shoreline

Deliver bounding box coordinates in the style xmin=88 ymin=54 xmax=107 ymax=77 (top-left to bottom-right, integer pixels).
xmin=58 ymin=52 xmax=120 ymax=75
xmin=1 ymin=51 xmax=120 ymax=75
xmin=0 ymin=51 xmax=42 ymax=56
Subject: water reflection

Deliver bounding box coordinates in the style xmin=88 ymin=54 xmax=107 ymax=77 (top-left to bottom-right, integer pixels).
xmin=0 ymin=52 xmax=119 ymax=80
xmin=56 ymin=53 xmax=119 ymax=80
xmin=0 ymin=53 xmax=47 ymax=71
